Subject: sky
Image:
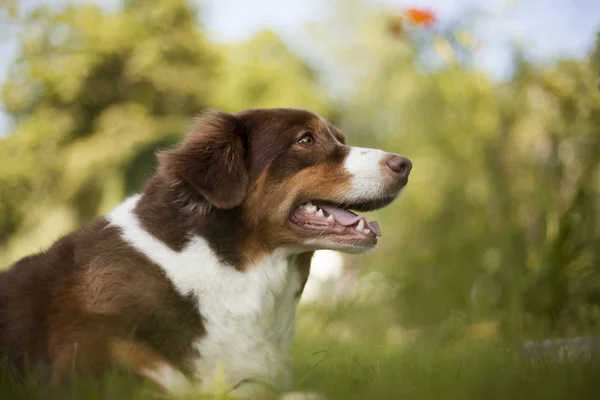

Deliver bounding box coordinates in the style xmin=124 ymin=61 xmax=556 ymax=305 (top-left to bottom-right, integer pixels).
xmin=0 ymin=0 xmax=599 ymax=134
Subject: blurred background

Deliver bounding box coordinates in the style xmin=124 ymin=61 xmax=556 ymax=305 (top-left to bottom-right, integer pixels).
xmin=1 ymin=0 xmax=600 ymax=398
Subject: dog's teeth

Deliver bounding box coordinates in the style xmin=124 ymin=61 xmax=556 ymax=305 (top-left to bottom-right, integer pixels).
xmin=326 ymin=214 xmax=335 ymax=223
xmin=362 ymin=228 xmax=371 ymax=235
xmin=316 ymin=209 xmax=324 ymax=217
xmin=304 ymin=202 xmax=317 ymax=213
xmin=356 ymin=220 xmax=365 ymax=231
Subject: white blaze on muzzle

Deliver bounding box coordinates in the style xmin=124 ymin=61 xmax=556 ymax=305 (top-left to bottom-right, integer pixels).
xmin=343 ymin=146 xmax=389 ymax=200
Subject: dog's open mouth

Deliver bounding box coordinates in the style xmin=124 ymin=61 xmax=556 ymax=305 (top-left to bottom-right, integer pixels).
xmin=289 ymin=201 xmax=382 ymax=243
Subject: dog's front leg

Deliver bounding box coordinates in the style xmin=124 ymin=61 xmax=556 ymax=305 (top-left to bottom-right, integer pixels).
xmin=110 ymin=339 xmax=192 ymax=395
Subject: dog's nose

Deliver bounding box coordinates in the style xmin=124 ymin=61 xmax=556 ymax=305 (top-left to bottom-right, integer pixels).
xmin=386 ymin=154 xmax=412 ymax=184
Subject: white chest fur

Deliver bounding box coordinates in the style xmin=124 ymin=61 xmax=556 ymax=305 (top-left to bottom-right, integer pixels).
xmin=108 ymin=195 xmax=303 ymax=394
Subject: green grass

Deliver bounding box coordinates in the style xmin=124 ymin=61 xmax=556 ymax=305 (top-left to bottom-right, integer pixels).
xmin=3 ymin=339 xmax=600 ymax=400
xmin=3 ymin=303 xmax=600 ymax=400
xmin=292 ymin=337 xmax=600 ymax=400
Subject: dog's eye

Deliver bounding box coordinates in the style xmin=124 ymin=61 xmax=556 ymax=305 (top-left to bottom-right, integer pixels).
xmin=298 ymin=133 xmax=314 ymax=145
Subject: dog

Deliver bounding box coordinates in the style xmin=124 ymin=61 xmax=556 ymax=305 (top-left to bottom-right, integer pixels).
xmin=0 ymin=108 xmax=411 ymax=398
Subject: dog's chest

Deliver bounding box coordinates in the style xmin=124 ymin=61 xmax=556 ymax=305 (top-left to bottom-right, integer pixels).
xmin=189 ymin=248 xmax=302 ymax=392
xmin=108 ymin=196 xmax=302 ymax=391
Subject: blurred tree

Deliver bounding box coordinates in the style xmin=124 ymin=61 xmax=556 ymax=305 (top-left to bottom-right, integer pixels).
xmin=0 ymin=0 xmax=333 ymax=264
xmin=0 ymin=0 xmax=18 ymax=20
xmin=311 ymin=1 xmax=600 ymax=338
xmin=0 ymin=0 xmax=217 ymax=260
xmin=212 ymin=30 xmax=334 ymax=116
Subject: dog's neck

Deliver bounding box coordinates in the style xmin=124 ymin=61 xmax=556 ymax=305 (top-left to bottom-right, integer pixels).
xmin=134 ymin=173 xmax=251 ymax=268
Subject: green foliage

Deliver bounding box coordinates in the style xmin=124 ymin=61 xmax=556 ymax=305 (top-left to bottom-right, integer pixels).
xmin=211 ymin=30 xmax=334 ymax=115
xmin=315 ymin=7 xmax=600 ymax=338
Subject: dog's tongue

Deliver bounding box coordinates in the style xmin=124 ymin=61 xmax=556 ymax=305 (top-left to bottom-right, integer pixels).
xmin=317 ymin=204 xmax=382 ymax=237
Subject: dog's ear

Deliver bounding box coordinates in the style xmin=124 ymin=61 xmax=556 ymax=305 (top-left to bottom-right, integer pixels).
xmin=159 ymin=111 xmax=248 ymax=209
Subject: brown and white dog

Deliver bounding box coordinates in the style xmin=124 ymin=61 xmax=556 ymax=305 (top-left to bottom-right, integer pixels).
xmin=0 ymin=108 xmax=411 ymax=398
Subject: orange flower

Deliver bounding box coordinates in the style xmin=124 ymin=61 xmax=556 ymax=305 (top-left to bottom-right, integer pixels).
xmin=404 ymin=8 xmax=437 ymax=27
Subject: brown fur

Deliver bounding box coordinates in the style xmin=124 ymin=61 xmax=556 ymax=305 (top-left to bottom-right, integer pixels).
xmin=0 ymin=219 xmax=204 ymax=387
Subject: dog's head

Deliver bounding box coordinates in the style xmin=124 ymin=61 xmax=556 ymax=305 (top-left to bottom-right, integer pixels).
xmin=159 ymin=108 xmax=411 ymax=259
